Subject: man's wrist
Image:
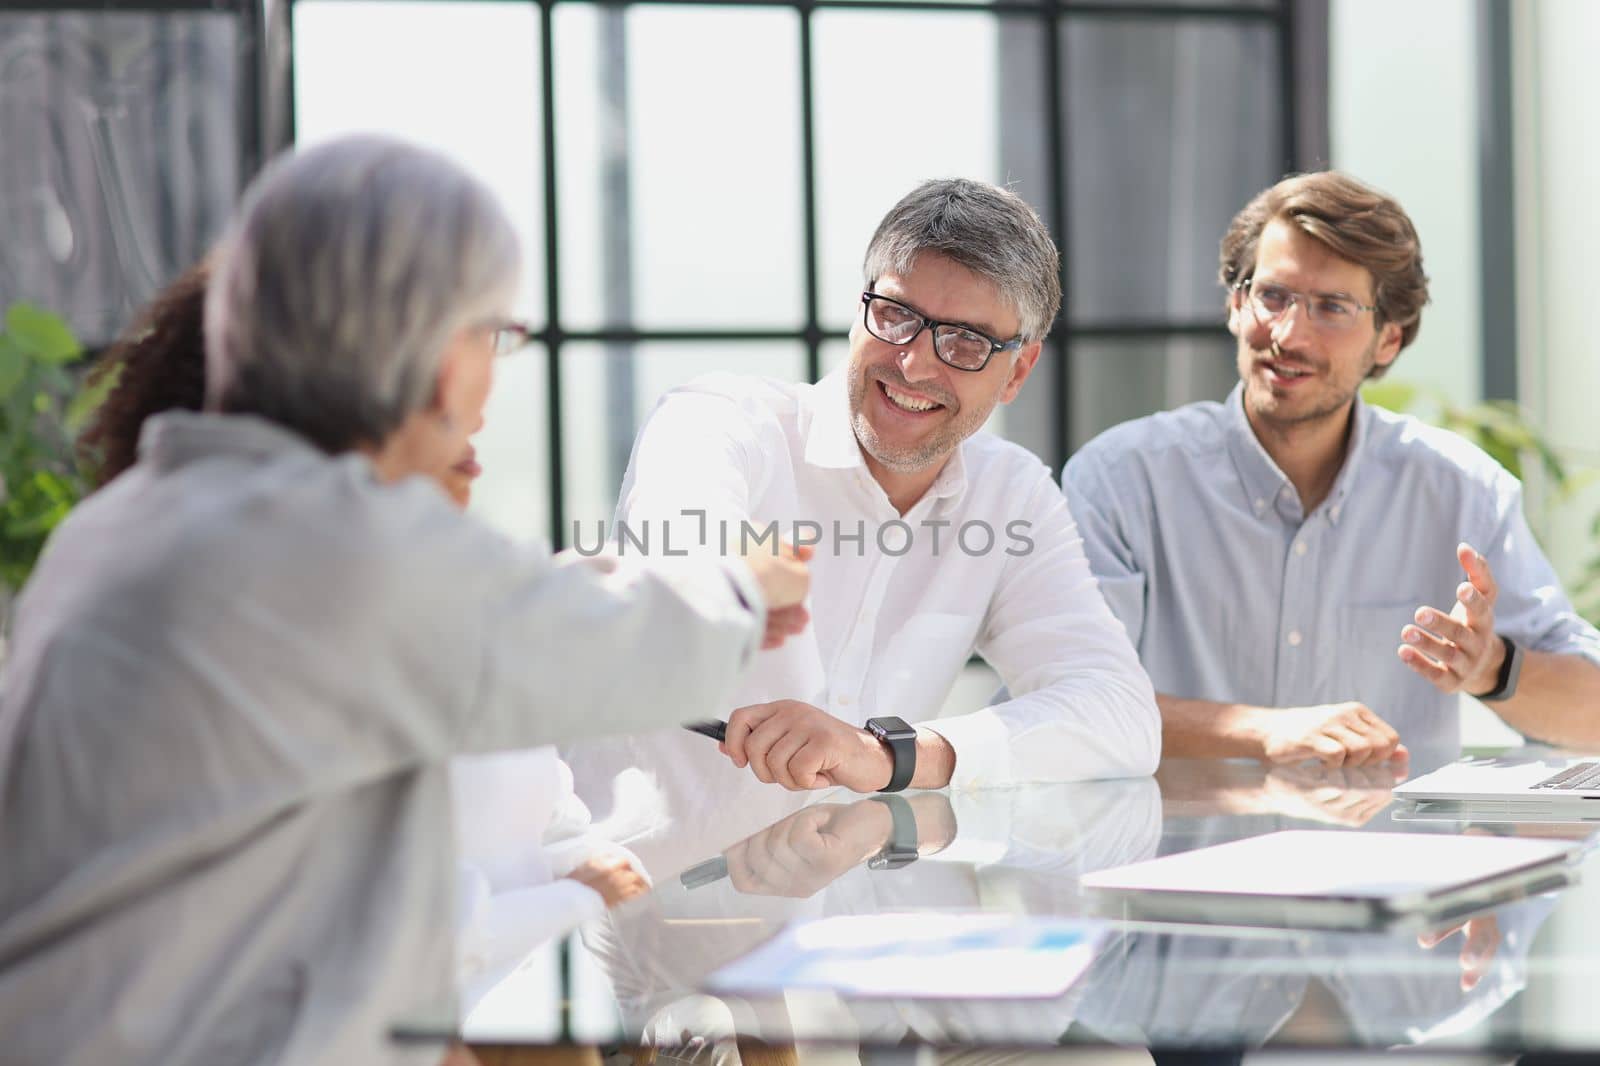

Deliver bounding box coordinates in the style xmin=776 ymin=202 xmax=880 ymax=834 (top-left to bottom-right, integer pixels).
xmin=1474 ymin=635 xmax=1522 ymax=701
xmin=858 ymin=727 xmax=895 ymax=790
xmin=1468 ymin=634 xmax=1509 ymax=697
xmin=1231 ymin=704 xmax=1275 ymax=761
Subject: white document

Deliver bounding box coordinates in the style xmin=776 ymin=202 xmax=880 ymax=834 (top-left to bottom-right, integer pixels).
xmin=706 ymin=913 xmax=1105 ymax=999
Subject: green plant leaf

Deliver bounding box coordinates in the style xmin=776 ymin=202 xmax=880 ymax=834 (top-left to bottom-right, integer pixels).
xmin=5 ymin=303 xmax=82 ymax=364
xmin=1361 ymin=380 xmax=1419 ymax=413
xmin=0 ymin=336 xmax=26 ymax=398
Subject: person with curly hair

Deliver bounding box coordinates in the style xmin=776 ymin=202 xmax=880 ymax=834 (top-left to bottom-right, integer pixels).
xmin=78 ymin=260 xmax=480 ymax=507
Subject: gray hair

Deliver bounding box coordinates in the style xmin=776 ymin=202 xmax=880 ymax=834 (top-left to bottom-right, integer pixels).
xmin=204 ymin=134 xmax=520 ymax=451
xmin=862 ymin=179 xmax=1061 ymax=343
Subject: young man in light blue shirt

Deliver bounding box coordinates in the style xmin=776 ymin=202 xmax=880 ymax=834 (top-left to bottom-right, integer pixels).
xmin=1065 ymin=171 xmax=1600 ymax=768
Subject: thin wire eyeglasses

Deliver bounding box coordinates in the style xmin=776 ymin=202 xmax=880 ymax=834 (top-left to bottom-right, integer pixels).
xmin=1235 ymin=278 xmax=1379 ymax=334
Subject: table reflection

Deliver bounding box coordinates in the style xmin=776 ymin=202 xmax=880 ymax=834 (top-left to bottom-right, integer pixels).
xmin=435 ymin=723 xmax=1600 ymax=1059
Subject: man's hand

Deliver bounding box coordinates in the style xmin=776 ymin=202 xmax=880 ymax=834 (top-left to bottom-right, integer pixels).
xmin=1399 ymin=542 xmax=1506 ymax=696
xmin=722 ymin=801 xmax=893 ymax=898
xmin=563 ymin=854 xmax=649 ymax=909
xmin=740 ymin=541 xmax=813 ymax=614
xmin=1255 ymin=701 xmax=1408 ymax=767
xmin=761 ymin=605 xmax=810 ymax=650
xmin=722 ymin=700 xmax=893 ymax=792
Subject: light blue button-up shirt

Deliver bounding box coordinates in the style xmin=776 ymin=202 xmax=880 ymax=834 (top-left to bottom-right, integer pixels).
xmin=1063 ymin=384 xmax=1600 ymax=748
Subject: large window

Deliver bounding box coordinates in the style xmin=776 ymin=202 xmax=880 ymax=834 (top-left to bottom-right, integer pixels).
xmin=1 ymin=1 xmax=262 ymax=344
xmin=289 ymin=0 xmax=1303 ymax=547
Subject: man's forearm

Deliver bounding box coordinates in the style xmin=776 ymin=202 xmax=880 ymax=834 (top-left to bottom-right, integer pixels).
xmin=1158 ymin=692 xmax=1269 ymax=760
xmin=1485 ymin=652 xmax=1600 ymax=749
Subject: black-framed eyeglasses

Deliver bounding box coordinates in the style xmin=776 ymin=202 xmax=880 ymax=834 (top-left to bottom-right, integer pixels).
xmin=488 ymin=319 xmax=537 ymax=356
xmin=1235 ymin=278 xmax=1379 ymax=334
xmin=860 ymin=291 xmax=1023 ymax=372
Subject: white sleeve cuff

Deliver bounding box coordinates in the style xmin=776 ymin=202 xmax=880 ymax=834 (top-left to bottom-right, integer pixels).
xmin=717 ymin=557 xmax=767 ymax=664
xmin=921 ymin=708 xmax=1012 ymax=790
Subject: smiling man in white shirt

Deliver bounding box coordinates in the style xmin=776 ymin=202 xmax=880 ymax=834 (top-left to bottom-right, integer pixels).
xmin=614 ymin=179 xmax=1159 ymax=793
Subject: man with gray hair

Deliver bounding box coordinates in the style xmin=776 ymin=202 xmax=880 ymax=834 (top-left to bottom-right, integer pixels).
xmin=607 ymin=179 xmax=1159 ymax=794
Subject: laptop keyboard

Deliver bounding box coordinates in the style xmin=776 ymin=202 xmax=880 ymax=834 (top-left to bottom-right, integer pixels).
xmin=1533 ymin=762 xmax=1600 ymax=791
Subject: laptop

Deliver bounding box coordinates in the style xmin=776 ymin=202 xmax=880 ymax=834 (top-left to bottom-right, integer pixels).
xmin=1393 ymin=751 xmax=1600 ymax=817
xmin=1080 ymin=830 xmax=1581 ymax=931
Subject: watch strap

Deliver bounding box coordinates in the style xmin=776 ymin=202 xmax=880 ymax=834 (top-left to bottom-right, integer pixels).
xmin=867 ymin=794 xmax=919 ymax=870
xmin=870 ymin=720 xmax=916 ymax=793
xmin=1480 ymin=635 xmax=1524 ymax=702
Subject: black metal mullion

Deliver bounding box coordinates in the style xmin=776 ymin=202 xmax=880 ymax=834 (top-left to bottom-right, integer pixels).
xmin=798 ymin=2 xmax=822 ymax=383
xmin=1044 ymin=0 xmax=1070 ymax=469
xmin=1276 ymin=0 xmax=1297 ymax=177
xmin=1477 ymin=0 xmax=1517 ymax=402
xmin=239 ymin=0 xmax=265 ymax=180
xmin=540 ymin=0 xmax=567 ymax=549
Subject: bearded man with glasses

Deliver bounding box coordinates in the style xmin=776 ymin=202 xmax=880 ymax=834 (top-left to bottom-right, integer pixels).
xmin=1063 ymin=171 xmax=1600 ymax=771
xmin=597 ymin=178 xmax=1159 ymax=797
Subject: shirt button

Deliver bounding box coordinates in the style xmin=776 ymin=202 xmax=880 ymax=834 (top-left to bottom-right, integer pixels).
xmin=1254 ymin=498 xmax=1266 ymax=512
xmin=1287 ymin=630 xmax=1303 ymax=647
xmin=1294 ymin=541 xmax=1308 ymax=557
xmin=1330 ymin=505 xmax=1342 ymax=521
xmin=836 ymin=695 xmax=851 ymax=706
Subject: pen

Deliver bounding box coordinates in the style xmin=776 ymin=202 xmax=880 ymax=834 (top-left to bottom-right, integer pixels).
xmin=683 ymin=719 xmax=728 ymax=743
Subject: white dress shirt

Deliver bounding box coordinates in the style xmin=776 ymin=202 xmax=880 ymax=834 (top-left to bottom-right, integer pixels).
xmin=0 ymin=412 xmax=761 ymax=1066
xmin=613 ymin=368 xmax=1159 ymax=787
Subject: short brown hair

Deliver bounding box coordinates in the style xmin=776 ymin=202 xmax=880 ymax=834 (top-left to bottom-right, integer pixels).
xmin=1219 ymin=171 xmax=1430 ymax=357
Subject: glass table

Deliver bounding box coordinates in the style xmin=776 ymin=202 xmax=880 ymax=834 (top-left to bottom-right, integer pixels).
xmin=401 ymin=729 xmax=1600 ymax=1061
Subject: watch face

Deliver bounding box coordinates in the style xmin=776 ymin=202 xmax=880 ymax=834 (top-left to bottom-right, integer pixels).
xmin=868 ymin=716 xmax=918 ymax=742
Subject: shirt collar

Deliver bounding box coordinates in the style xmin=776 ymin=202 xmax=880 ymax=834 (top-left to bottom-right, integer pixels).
xmin=801 ymin=365 xmax=969 ymax=507
xmin=802 ymin=367 xmax=865 ymax=470
xmin=1223 ymin=383 xmax=1371 ymax=527
xmin=139 ymin=410 xmax=328 ymax=471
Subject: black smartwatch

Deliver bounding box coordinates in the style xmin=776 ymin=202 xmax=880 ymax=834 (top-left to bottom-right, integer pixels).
xmin=866 ymin=715 xmax=917 ymax=793
xmin=1479 ymin=635 xmax=1524 ymax=702
xmin=866 ymin=793 xmax=919 ymax=870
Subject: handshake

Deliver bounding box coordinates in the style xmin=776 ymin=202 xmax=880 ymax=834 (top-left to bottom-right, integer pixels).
xmin=740 ymin=541 xmax=815 ymax=650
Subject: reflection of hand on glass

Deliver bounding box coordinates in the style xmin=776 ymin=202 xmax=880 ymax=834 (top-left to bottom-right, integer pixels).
xmin=1259 ymin=760 xmax=1406 ymax=826
xmin=722 ymin=794 xmax=955 ymax=898
xmin=1157 ymin=758 xmax=1400 ymax=825
xmin=1418 ymin=913 xmax=1501 ymax=991
xmin=723 ymin=801 xmax=892 ymax=898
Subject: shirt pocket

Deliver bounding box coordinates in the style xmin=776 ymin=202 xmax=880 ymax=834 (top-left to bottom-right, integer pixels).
xmin=1337 ymin=600 xmax=1440 ymax=725
xmin=875 ymin=612 xmax=983 ymax=722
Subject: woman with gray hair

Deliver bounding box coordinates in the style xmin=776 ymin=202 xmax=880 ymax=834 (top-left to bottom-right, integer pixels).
xmin=0 ymin=135 xmax=808 ymax=1066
